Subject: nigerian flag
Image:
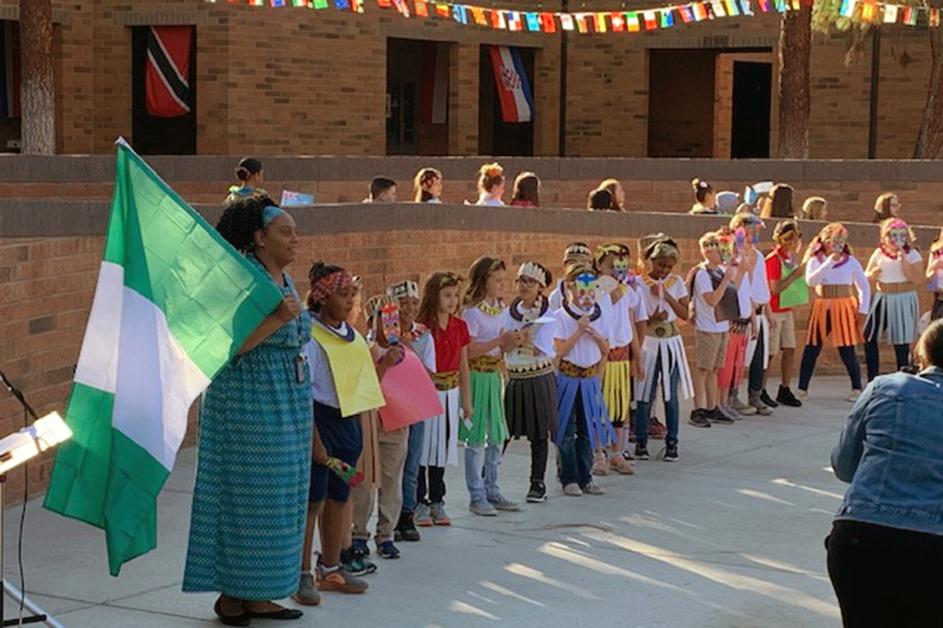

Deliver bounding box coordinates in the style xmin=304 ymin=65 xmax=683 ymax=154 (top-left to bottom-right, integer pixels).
xmin=43 ymin=140 xmax=282 ymax=576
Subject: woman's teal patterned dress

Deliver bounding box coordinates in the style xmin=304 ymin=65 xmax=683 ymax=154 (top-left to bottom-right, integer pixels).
xmin=183 ymin=258 xmax=312 ymax=600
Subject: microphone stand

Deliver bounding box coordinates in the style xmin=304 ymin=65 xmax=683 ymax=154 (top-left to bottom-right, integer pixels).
xmin=0 ymin=370 xmax=64 ymax=627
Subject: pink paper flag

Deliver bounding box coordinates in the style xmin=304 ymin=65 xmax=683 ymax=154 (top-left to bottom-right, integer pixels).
xmin=377 ymin=349 xmax=443 ymax=430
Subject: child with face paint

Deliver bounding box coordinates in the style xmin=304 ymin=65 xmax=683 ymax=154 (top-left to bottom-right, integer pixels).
xmin=688 ymin=231 xmax=745 ymax=428
xmin=503 ymin=262 xmax=559 ymax=503
xmin=594 ymin=243 xmax=647 ymax=475
xmin=797 ymin=223 xmax=870 ymax=401
xmin=764 ymin=220 xmax=806 ymax=407
xmin=863 ymin=219 xmax=923 ymax=380
xmin=634 ymin=236 xmax=693 ymax=462
xmin=414 ymin=272 xmax=473 ymax=527
xmin=552 ymin=264 xmax=614 ymax=497
xmin=731 ymin=213 xmax=776 ymax=415
xmin=460 ymin=257 xmax=521 ymax=516
xmin=388 ymin=280 xmax=437 ymax=543
xmin=549 ymin=242 xmax=595 ymax=311
xmin=714 ymin=226 xmax=758 ymax=419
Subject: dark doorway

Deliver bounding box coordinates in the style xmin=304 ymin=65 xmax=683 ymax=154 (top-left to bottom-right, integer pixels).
xmin=478 ymin=45 xmax=534 ymax=156
xmin=387 ymin=38 xmax=450 ymax=155
xmin=0 ymin=20 xmax=21 ymax=153
xmin=647 ymin=49 xmax=715 ymax=158
xmin=730 ymin=61 xmax=772 ymax=158
xmin=131 ymin=26 xmax=196 ymax=155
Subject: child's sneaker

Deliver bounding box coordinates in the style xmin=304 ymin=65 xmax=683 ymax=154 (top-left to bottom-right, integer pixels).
xmin=777 ymin=385 xmax=802 ymax=407
xmin=664 ymin=445 xmax=679 ymax=462
xmin=526 ymin=481 xmax=547 ymax=503
xmin=414 ymin=503 xmax=433 ymax=527
xmin=710 ymin=407 xmax=736 ymax=425
xmin=395 ymin=512 xmax=421 ymax=542
xmin=376 ymin=541 xmax=400 ymax=559
xmin=351 ymin=537 xmax=371 ymax=557
xmin=748 ymin=392 xmax=773 ymax=416
xmin=431 ymin=502 xmax=451 ymax=526
xmin=340 ymin=547 xmax=376 ymax=577
xmin=634 ymin=444 xmax=650 ymax=461
xmin=760 ymin=389 xmax=779 ymax=408
xmin=582 ymin=481 xmax=606 ymax=496
xmin=488 ymin=493 xmax=522 ymax=511
xmin=649 ymin=417 xmax=667 ymax=439
xmin=847 ymin=389 xmax=862 ymax=402
xmin=608 ymin=453 xmax=635 ymax=475
xmin=563 ymin=483 xmax=583 ymax=497
xmin=688 ymin=409 xmax=711 ymax=428
xmin=292 ymin=572 xmax=321 ymax=606
xmin=469 ymin=500 xmax=498 ymax=516
xmin=795 ymin=389 xmax=809 ymax=401
xmin=732 ymin=395 xmax=757 ymax=416
xmin=591 ymin=451 xmax=610 ymax=476
xmin=316 ymin=564 xmax=369 ymax=594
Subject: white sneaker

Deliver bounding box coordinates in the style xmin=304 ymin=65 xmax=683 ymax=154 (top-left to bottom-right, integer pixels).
xmin=583 ymin=481 xmax=606 ymax=496
xmin=796 ymin=389 xmax=809 ymax=400
xmin=563 ymin=483 xmax=583 ymax=497
xmin=847 ymin=389 xmax=862 ymax=402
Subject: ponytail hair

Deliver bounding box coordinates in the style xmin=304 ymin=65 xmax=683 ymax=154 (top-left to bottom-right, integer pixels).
xmin=692 ymin=178 xmax=713 ymax=203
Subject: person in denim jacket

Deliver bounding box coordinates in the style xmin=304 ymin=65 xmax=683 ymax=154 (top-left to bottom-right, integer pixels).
xmin=827 ymin=318 xmax=943 ymax=628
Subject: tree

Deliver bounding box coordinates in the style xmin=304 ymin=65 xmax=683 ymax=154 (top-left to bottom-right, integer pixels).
xmin=20 ymin=0 xmax=55 ymax=154
xmin=777 ymin=5 xmax=813 ymax=158
xmin=914 ymin=0 xmax=943 ymax=158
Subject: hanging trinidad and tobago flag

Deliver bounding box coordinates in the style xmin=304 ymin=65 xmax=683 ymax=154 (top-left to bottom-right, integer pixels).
xmin=145 ymin=26 xmax=193 ymax=118
xmin=0 ymin=21 xmax=21 ymax=119
xmin=487 ymin=45 xmax=533 ymax=123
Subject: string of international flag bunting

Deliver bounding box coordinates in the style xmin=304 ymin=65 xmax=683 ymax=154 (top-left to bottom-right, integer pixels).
xmin=209 ymin=0 xmax=941 ymax=31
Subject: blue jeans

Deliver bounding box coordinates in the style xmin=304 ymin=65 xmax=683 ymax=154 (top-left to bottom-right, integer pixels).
xmin=465 ymin=443 xmax=502 ymax=504
xmin=401 ymin=421 xmax=425 ymax=515
xmin=635 ymin=355 xmax=680 ymax=448
xmin=558 ymin=397 xmax=593 ymax=488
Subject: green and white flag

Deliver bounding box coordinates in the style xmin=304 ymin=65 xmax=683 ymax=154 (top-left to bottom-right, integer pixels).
xmin=44 ymin=140 xmax=283 ymax=575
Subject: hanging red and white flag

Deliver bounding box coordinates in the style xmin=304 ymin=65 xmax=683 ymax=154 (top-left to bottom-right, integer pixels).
xmin=559 ymin=13 xmax=575 ymax=30
xmin=419 ymin=43 xmax=448 ymax=124
xmin=145 ymin=25 xmax=193 ymax=118
xmin=488 ymin=45 xmax=533 ymax=123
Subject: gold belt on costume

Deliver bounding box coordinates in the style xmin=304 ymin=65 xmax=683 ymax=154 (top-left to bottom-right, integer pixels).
xmin=647 ymin=321 xmax=680 ymax=339
xmin=469 ymin=355 xmax=503 ymax=373
xmin=816 ymin=285 xmax=853 ymax=299
xmin=433 ymin=371 xmax=459 ymax=391
xmin=508 ymin=360 xmax=555 ymax=379
xmin=559 ymin=360 xmax=599 ymax=379
xmin=730 ymin=320 xmax=749 ymax=335
xmin=878 ymin=281 xmax=916 ymax=294
xmin=607 ymin=345 xmax=630 ymax=362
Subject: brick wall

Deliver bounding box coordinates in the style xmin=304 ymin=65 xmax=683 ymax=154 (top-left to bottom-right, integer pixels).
xmin=0 ymin=0 xmax=937 ymax=158
xmin=0 ymin=203 xmax=938 ymax=502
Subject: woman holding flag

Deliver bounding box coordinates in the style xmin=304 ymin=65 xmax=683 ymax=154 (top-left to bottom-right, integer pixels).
xmin=182 ymin=196 xmax=311 ymax=626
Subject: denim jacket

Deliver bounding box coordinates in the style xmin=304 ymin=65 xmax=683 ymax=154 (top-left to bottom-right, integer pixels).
xmin=832 ymin=367 xmax=943 ymax=535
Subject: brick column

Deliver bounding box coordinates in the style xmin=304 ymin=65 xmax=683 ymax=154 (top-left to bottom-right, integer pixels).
xmin=533 ymin=41 xmax=561 ymax=157
xmin=448 ymin=41 xmax=479 ymax=155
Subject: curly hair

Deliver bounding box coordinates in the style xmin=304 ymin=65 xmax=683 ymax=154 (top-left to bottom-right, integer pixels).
xmin=216 ymin=195 xmax=276 ymax=252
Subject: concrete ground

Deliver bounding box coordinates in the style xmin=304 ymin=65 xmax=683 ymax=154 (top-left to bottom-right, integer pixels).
xmin=3 ymin=377 xmax=856 ymax=628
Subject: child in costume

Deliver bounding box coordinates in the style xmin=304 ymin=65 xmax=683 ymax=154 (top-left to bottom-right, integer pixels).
xmin=553 ymin=263 xmax=613 ymax=497
xmin=763 ymin=220 xmax=805 ymax=407
xmin=715 ymin=227 xmax=756 ymax=419
xmin=295 ymin=262 xmax=385 ymax=604
xmin=634 ymin=236 xmax=693 ymax=462
xmin=733 ymin=213 xmax=775 ymax=416
xmin=797 ymin=223 xmax=870 ymax=401
xmin=503 ymin=261 xmax=559 ymax=503
xmin=461 ymin=257 xmax=520 ymax=516
xmin=594 ymin=243 xmax=645 ymax=475
xmin=549 ymin=242 xmax=595 ymax=311
xmin=414 ymin=271 xmax=473 ymax=527
xmin=350 ymin=296 xmax=412 ymax=561
xmin=689 ymin=231 xmax=743 ymax=428
xmin=863 ymin=218 xmax=923 ymax=380
xmin=389 ymin=280 xmax=437 ymax=543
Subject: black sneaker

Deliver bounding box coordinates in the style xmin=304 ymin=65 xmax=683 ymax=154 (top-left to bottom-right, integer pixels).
xmin=664 ymin=445 xmax=679 ymax=462
xmin=688 ymin=409 xmax=711 ymax=428
xmin=776 ymin=385 xmax=802 ymax=408
xmin=708 ymin=408 xmax=735 ymax=425
xmin=634 ymin=444 xmax=650 ymax=461
xmin=759 ymin=389 xmax=779 ymax=408
xmin=340 ymin=548 xmax=377 ymax=576
xmin=526 ymin=480 xmax=547 ymax=503
xmin=395 ymin=512 xmax=421 ymax=542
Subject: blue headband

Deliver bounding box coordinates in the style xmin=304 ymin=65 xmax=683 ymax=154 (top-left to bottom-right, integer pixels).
xmin=263 ymin=205 xmax=286 ymax=227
